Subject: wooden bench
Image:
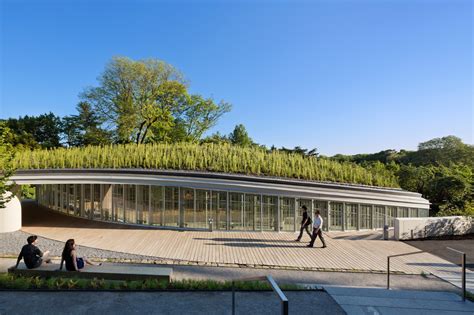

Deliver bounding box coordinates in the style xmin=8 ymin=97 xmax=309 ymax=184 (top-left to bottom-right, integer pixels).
xmin=8 ymin=262 xmax=172 ymax=282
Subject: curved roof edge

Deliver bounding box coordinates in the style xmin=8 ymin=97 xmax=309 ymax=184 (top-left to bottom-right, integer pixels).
xmin=12 ymin=168 xmax=429 ymax=209
xmin=13 ymin=168 xmax=417 ymax=196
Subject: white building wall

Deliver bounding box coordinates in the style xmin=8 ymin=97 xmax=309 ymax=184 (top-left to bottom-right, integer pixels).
xmin=0 ymin=193 xmax=22 ymax=233
xmin=394 ymin=216 xmax=474 ymax=240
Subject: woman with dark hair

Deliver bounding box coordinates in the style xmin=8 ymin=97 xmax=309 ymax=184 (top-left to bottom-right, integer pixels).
xmin=59 ymin=239 xmax=101 ymax=271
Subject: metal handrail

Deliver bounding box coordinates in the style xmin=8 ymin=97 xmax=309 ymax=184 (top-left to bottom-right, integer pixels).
xmin=387 ymin=250 xmax=425 ymax=290
xmin=447 ymin=247 xmax=467 ymax=302
xmin=231 ymin=275 xmax=288 ymax=315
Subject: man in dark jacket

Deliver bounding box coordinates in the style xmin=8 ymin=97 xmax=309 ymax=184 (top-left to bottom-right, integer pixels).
xmin=15 ymin=235 xmax=51 ymax=269
xmin=295 ymin=205 xmax=312 ymax=241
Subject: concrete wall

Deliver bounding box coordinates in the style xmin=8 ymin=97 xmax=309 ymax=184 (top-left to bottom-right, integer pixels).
xmin=394 ymin=216 xmax=474 ymax=240
xmin=0 ymin=193 xmax=22 ymax=233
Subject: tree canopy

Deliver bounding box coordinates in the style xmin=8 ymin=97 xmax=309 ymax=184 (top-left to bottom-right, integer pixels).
xmin=81 ymin=56 xmax=230 ymax=144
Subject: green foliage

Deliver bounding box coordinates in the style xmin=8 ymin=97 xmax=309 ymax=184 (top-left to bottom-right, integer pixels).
xmin=0 ymin=273 xmax=302 ymax=291
xmin=61 ymin=102 xmax=112 ymax=147
xmin=3 ymin=113 xmax=62 ymax=149
xmin=229 ymin=124 xmax=253 ymax=147
xmin=0 ymin=122 xmax=16 ymax=208
xmin=329 ymin=136 xmax=474 ymax=217
xmin=402 ymin=136 xmax=474 ymax=167
xmin=398 ymin=164 xmax=473 ymax=216
xmin=12 ymin=143 xmax=399 ymax=187
xmin=19 ymin=185 xmax=36 ymax=200
xmin=80 ymin=56 xmax=231 ymax=145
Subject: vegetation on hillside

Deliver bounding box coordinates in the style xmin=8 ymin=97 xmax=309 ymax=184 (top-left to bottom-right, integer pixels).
xmin=12 ymin=143 xmax=399 ymax=187
xmin=332 ymin=136 xmax=474 ymax=216
xmin=1 ymin=56 xmax=473 ymax=216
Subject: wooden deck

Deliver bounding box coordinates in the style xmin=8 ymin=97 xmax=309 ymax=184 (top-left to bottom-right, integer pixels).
xmin=19 ymin=203 xmax=462 ymax=276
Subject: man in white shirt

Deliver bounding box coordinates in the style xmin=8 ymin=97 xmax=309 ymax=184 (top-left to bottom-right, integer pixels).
xmin=307 ymin=210 xmax=327 ymax=248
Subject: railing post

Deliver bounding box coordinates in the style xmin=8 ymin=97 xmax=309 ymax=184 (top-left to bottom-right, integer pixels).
xmin=232 ymin=281 xmax=235 ymax=315
xmin=282 ymin=299 xmax=288 ymax=315
xmin=462 ymin=253 xmax=466 ymax=302
xmin=387 ymin=256 xmax=390 ymax=290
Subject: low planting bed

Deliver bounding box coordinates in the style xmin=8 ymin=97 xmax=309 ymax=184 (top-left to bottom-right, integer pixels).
xmin=0 ymin=273 xmax=303 ymax=291
xmin=9 ymin=262 xmax=172 ymax=282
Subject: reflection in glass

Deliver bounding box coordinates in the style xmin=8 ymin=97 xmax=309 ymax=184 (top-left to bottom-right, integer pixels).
xmin=345 ymin=203 xmax=358 ymax=230
xmin=359 ymin=204 xmax=372 ymax=229
xmin=280 ymin=197 xmax=295 ymax=231
xmin=113 ymin=184 xmax=124 ymax=222
xmin=330 ymin=202 xmax=343 ymax=230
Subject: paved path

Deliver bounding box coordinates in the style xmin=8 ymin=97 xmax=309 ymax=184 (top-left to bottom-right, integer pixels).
xmin=406 ymin=238 xmax=474 ymax=271
xmin=324 ymin=286 xmax=474 ymax=315
xmin=0 ymin=291 xmax=344 ymax=315
xmin=16 ymin=204 xmax=474 ymax=294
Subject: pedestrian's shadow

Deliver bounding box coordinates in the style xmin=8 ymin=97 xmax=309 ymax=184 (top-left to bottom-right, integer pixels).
xmin=203 ymin=242 xmax=316 ymax=248
xmin=194 ymin=237 xmax=296 ymax=243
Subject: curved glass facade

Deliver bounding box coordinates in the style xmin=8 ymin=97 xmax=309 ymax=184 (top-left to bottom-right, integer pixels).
xmin=36 ymin=183 xmax=429 ymax=232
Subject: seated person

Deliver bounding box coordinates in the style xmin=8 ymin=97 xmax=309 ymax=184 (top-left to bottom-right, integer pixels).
xmin=59 ymin=239 xmax=101 ymax=271
xmin=15 ymin=235 xmax=51 ymax=269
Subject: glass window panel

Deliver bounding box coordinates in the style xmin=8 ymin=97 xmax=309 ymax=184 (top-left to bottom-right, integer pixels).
xmin=418 ymin=208 xmax=429 ymax=217
xmin=74 ymin=184 xmax=81 ymax=216
xmin=261 ymin=196 xmax=276 ymax=231
xmin=194 ymin=189 xmax=210 ymax=229
xmin=409 ymin=208 xmax=418 ymax=218
xmin=136 ymin=185 xmax=149 ymax=225
xmin=386 ymin=206 xmax=397 ymax=227
xmin=101 ymin=184 xmax=113 ymax=221
xmin=330 ymin=202 xmax=343 ymax=230
xmin=399 ymin=207 xmax=409 ymax=218
xmin=229 ymin=193 xmax=243 ymax=230
xmin=182 ymin=188 xmax=195 ymax=228
xmin=211 ymin=191 xmax=227 ymax=230
xmin=124 ymin=184 xmax=136 ymax=224
xmin=243 ymin=194 xmax=259 ymax=231
xmin=164 ymin=187 xmax=179 ymax=227
xmin=61 ymin=184 xmax=68 ymax=213
xmin=359 ymin=204 xmax=372 ymax=229
xmin=84 ymin=184 xmax=92 ymax=219
xmin=374 ymin=206 xmax=385 ymax=229
xmin=68 ymin=184 xmax=75 ymax=215
xmin=150 ymin=186 xmax=164 ymax=226
xmin=280 ymin=197 xmax=295 ymax=232
xmin=93 ymin=184 xmax=101 ymax=220
xmin=113 ymin=184 xmax=124 ymax=223
xmin=345 ymin=203 xmax=358 ymax=230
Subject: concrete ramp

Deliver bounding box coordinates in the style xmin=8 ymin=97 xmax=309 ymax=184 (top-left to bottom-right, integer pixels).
xmin=323 ymin=286 xmax=474 ymax=315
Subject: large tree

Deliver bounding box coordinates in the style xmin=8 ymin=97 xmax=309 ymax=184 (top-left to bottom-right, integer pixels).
xmin=62 ymin=102 xmax=112 ymax=146
xmin=81 ymin=57 xmax=231 ymax=144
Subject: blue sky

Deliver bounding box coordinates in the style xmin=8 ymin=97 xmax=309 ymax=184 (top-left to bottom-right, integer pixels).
xmin=1 ymin=0 xmax=472 ymax=155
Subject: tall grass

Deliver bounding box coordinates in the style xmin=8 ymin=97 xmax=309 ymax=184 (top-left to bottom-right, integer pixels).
xmin=12 ymin=143 xmax=399 ymax=187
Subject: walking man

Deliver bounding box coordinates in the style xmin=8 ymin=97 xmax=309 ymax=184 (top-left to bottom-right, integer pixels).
xmin=307 ymin=210 xmax=327 ymax=248
xmin=295 ymin=205 xmax=312 ymax=241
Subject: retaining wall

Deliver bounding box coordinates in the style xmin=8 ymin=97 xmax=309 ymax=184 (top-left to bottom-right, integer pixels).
xmin=394 ymin=216 xmax=474 ymax=240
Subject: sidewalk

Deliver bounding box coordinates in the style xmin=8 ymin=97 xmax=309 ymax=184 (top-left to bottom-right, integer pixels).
xmin=323 ymin=286 xmax=474 ymax=315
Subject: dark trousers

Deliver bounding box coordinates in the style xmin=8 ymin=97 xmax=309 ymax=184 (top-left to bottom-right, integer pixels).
xmin=309 ymin=228 xmax=326 ymax=247
xmin=296 ymin=224 xmax=312 ymax=240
